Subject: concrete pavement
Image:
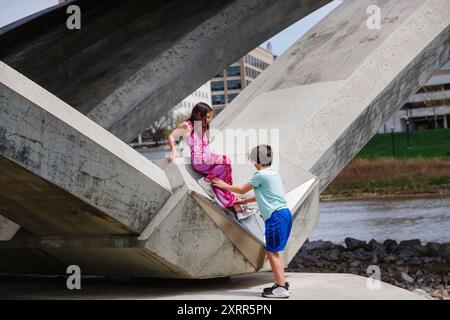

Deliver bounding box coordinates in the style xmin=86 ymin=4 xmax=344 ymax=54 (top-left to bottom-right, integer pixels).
xmin=0 ymin=272 xmax=425 ymax=300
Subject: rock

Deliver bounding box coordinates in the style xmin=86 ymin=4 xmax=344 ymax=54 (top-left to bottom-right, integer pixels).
xmin=425 ymin=242 xmax=441 ymax=257
xmin=341 ymin=251 xmax=355 ymax=260
xmin=409 ymin=257 xmax=421 ymax=266
xmin=442 ymin=274 xmax=448 ymax=286
xmin=383 ymin=239 xmax=398 ymax=253
xmin=368 ymin=239 xmax=380 ymax=250
xmin=414 ymin=289 xmax=433 ymax=300
xmin=326 ymin=249 xmax=341 ymax=261
xmin=371 ymin=243 xmax=386 ymax=256
xmin=395 ymin=260 xmax=404 ymax=266
xmin=349 ymin=261 xmax=360 ymax=267
xmin=345 ymin=238 xmax=369 ymax=251
xmin=395 ymin=265 xmax=408 ymax=272
xmin=395 ymin=239 xmax=422 ymax=255
xmin=302 ymin=240 xmax=345 ymax=252
xmin=353 ymin=248 xmax=372 ymax=260
xmin=415 ymin=245 xmax=428 ymax=257
xmin=371 ymin=255 xmax=378 ymax=264
xmin=401 ymin=272 xmax=414 ymax=284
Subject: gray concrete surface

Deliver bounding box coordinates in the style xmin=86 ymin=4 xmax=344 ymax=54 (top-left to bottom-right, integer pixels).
xmin=0 ymin=61 xmax=171 ymax=235
xmin=213 ymin=0 xmax=450 ymax=193
xmin=0 ymin=0 xmax=448 ymax=284
xmin=0 ymin=0 xmax=330 ymax=143
xmin=0 ymin=272 xmax=425 ymax=300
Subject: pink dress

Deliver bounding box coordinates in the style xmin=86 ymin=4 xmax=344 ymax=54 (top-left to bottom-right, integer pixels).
xmin=186 ymin=120 xmax=236 ymax=208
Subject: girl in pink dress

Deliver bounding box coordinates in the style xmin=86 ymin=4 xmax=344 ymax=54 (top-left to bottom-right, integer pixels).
xmin=167 ymin=102 xmax=244 ymax=213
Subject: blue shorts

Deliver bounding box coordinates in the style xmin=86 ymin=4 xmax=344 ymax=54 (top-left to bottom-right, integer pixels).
xmin=264 ymin=208 xmax=293 ymax=253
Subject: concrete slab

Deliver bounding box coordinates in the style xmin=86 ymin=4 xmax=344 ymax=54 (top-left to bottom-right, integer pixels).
xmin=0 ymin=272 xmax=424 ymax=300
xmin=0 ymin=0 xmax=331 ymax=143
xmin=0 ymin=61 xmax=171 ymax=235
xmin=213 ymin=0 xmax=450 ymax=193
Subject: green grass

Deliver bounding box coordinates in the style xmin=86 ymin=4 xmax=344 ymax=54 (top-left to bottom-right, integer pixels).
xmin=357 ymin=128 xmax=450 ymax=159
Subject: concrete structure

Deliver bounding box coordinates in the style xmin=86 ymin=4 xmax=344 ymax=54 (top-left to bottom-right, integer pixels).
xmin=213 ymin=0 xmax=450 ymax=193
xmin=0 ymin=0 xmax=449 ymax=286
xmin=211 ymin=46 xmax=275 ymax=113
xmin=380 ymin=61 xmax=450 ymax=133
xmin=0 ymin=272 xmax=426 ymax=300
xmin=0 ymin=0 xmax=331 ymax=143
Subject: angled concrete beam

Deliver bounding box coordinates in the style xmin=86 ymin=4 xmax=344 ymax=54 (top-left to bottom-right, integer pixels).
xmin=87 ymin=0 xmax=332 ymax=142
xmin=0 ymin=62 xmax=171 ymax=235
xmin=213 ymin=0 xmax=450 ymax=193
xmin=0 ymin=0 xmax=331 ymax=142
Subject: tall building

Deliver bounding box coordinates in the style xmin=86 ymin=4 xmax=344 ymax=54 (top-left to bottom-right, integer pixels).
xmin=379 ymin=61 xmax=450 ymax=133
xmin=210 ymin=44 xmax=275 ymax=114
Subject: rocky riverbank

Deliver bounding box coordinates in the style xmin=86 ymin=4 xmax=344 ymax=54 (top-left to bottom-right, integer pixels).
xmin=287 ymin=238 xmax=450 ymax=300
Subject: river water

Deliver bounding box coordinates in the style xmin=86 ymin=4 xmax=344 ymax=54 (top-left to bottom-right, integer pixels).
xmin=309 ymin=197 xmax=450 ymax=244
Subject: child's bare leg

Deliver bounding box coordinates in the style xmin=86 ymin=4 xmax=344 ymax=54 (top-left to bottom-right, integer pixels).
xmin=266 ymin=252 xmax=286 ymax=286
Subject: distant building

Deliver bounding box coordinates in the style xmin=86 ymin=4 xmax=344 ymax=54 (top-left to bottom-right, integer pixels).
xmin=131 ymin=82 xmax=211 ymax=147
xmin=169 ymin=81 xmax=212 ymax=127
xmin=379 ymin=61 xmax=450 ymax=133
xmin=210 ymin=44 xmax=275 ymax=114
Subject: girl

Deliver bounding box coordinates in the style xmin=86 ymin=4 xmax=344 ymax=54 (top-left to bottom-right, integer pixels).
xmin=166 ymin=102 xmax=244 ymax=214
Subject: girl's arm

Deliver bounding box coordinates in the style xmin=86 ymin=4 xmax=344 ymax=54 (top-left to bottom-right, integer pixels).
xmin=167 ymin=121 xmax=189 ymax=161
xmin=212 ymin=179 xmax=254 ymax=195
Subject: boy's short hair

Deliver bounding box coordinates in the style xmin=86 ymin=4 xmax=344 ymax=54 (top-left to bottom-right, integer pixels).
xmin=249 ymin=144 xmax=272 ymax=166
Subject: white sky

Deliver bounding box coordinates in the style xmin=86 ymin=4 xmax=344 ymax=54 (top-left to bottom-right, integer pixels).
xmin=0 ymin=0 xmax=342 ymax=56
xmin=263 ymin=1 xmax=343 ymax=55
xmin=0 ymin=0 xmax=58 ymax=27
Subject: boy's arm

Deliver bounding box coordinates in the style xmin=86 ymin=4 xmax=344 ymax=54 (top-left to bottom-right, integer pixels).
xmin=212 ymin=179 xmax=254 ymax=195
xmin=236 ymin=196 xmax=256 ymax=204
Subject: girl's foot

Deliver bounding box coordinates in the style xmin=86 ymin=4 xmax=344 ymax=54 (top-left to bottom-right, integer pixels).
xmin=232 ymin=203 xmax=243 ymax=213
xmin=235 ymin=206 xmax=258 ymax=221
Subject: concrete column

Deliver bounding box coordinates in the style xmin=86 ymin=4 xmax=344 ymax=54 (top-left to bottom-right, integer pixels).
xmin=212 ymin=0 xmax=450 ymax=193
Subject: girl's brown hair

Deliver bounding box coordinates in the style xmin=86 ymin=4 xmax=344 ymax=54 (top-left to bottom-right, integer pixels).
xmin=187 ymin=102 xmax=213 ymax=134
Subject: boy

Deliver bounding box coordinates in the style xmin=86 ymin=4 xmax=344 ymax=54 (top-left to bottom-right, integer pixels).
xmin=212 ymin=144 xmax=292 ymax=298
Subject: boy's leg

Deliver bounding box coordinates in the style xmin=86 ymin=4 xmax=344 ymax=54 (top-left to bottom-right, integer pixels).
xmin=266 ymin=251 xmax=286 ymax=286
xmin=264 ymin=209 xmax=293 ymax=287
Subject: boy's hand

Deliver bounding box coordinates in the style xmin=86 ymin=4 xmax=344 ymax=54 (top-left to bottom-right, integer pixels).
xmin=234 ymin=198 xmax=247 ymax=205
xmin=212 ymin=178 xmax=229 ymax=189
